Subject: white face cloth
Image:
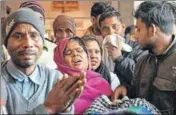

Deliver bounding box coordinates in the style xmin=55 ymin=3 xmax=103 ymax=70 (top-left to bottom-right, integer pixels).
xmin=103 ymin=34 xmax=132 ymax=52
xmin=102 ymin=34 xmax=132 ymax=72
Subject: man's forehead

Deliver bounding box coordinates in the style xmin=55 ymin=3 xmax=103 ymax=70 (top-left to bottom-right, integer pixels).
xmin=12 ymin=23 xmax=38 ymax=32
xmin=101 ymin=17 xmax=121 ymax=25
xmin=57 ymin=27 xmax=71 ymax=31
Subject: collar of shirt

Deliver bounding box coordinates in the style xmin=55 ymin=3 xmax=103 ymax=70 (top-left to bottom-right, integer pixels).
xmin=161 ymin=34 xmax=176 ymax=55
xmin=6 ymin=60 xmax=42 ymax=85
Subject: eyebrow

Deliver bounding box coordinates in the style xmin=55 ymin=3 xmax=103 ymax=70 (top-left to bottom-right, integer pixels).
xmin=12 ymin=31 xmax=22 ymax=34
xmin=30 ymin=31 xmax=40 ymax=35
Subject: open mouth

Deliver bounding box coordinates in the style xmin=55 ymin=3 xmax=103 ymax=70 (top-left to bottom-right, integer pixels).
xmin=91 ymin=60 xmax=97 ymax=65
xmin=73 ymin=59 xmax=82 ymax=66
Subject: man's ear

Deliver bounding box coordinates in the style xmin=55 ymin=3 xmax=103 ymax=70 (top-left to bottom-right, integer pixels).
xmin=148 ymin=23 xmax=156 ymax=37
xmin=122 ymin=23 xmax=126 ymax=30
xmin=121 ymin=23 xmax=126 ymax=36
xmin=90 ymin=16 xmax=96 ymax=24
xmin=122 ymin=23 xmax=126 ymax=32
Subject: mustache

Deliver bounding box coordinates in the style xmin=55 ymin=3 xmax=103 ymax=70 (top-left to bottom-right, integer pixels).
xmin=18 ymin=49 xmax=36 ymax=55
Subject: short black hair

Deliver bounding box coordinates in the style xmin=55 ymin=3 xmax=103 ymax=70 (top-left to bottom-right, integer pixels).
xmin=125 ymin=25 xmax=135 ymax=35
xmin=91 ymin=2 xmax=108 ymax=17
xmin=134 ymin=1 xmax=175 ymax=35
xmin=82 ymin=35 xmax=103 ymax=55
xmin=99 ymin=8 xmax=121 ymax=27
xmin=170 ymin=2 xmax=176 ymax=24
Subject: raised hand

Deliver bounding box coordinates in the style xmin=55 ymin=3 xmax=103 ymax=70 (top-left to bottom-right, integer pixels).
xmin=44 ymin=71 xmax=86 ymax=114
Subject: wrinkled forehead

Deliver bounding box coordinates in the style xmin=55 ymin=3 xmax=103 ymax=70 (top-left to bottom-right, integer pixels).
xmin=11 ymin=23 xmax=39 ymax=34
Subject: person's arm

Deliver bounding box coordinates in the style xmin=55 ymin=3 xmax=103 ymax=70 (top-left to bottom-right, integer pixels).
xmin=122 ymin=54 xmax=148 ymax=98
xmin=113 ymin=46 xmax=147 ymax=85
xmin=114 ymin=55 xmax=135 ymax=84
xmin=41 ymin=71 xmax=86 ymax=114
xmin=111 ymin=53 xmax=148 ymax=101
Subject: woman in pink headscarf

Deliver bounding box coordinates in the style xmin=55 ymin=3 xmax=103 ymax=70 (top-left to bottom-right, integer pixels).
xmin=54 ymin=36 xmax=112 ymax=114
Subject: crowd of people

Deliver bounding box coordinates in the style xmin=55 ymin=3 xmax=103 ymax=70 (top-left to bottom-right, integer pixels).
xmin=1 ymin=1 xmax=176 ymax=115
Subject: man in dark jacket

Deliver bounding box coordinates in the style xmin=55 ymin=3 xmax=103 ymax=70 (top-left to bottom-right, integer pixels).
xmin=99 ymin=7 xmax=145 ymax=85
xmin=112 ymin=1 xmax=176 ymax=115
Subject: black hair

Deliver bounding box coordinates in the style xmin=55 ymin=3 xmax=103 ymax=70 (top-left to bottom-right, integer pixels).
xmin=91 ymin=2 xmax=108 ymax=17
xmin=169 ymin=2 xmax=176 ymax=24
xmin=125 ymin=25 xmax=136 ymax=35
xmin=82 ymin=35 xmax=103 ymax=55
xmin=99 ymin=8 xmax=121 ymax=27
xmin=134 ymin=1 xmax=175 ymax=35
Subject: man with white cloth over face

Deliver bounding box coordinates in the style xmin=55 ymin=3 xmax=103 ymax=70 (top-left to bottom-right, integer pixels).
xmin=99 ymin=7 xmax=146 ymax=85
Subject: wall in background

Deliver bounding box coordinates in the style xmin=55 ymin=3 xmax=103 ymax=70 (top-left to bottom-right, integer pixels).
xmin=1 ymin=0 xmax=137 ymax=38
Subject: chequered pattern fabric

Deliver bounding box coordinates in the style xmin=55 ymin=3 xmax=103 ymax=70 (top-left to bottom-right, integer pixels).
xmin=84 ymin=95 xmax=161 ymax=114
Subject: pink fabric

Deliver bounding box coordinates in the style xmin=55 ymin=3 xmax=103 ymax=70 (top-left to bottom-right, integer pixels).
xmin=54 ymin=38 xmax=112 ymax=114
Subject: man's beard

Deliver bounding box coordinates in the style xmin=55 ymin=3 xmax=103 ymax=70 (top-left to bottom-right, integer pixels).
xmin=141 ymin=44 xmax=153 ymax=51
xmin=13 ymin=58 xmax=36 ymax=68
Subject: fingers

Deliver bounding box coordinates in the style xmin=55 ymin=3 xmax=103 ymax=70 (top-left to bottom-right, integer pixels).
xmin=62 ymin=71 xmax=86 ymax=91
xmin=66 ymin=78 xmax=85 ymax=96
xmin=58 ymin=74 xmax=79 ymax=91
xmin=65 ymin=72 xmax=86 ymax=101
xmin=79 ymin=71 xmax=86 ymax=80
xmin=53 ymin=79 xmax=62 ymax=91
xmin=67 ymin=87 xmax=82 ymax=103
xmin=111 ymin=86 xmax=127 ymax=102
xmin=54 ymin=72 xmax=86 ymax=102
xmin=111 ymin=88 xmax=121 ymax=102
xmin=121 ymin=87 xmax=127 ymax=97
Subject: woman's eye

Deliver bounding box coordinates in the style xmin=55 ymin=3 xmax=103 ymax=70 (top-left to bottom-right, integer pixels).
xmin=64 ymin=50 xmax=72 ymax=55
xmin=95 ymin=50 xmax=100 ymax=54
xmin=77 ymin=49 xmax=83 ymax=53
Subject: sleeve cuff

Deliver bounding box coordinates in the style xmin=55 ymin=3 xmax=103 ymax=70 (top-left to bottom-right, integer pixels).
xmin=32 ymin=104 xmax=49 ymax=114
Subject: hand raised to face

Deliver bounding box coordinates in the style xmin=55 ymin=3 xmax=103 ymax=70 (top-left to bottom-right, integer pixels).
xmin=44 ymin=71 xmax=86 ymax=114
